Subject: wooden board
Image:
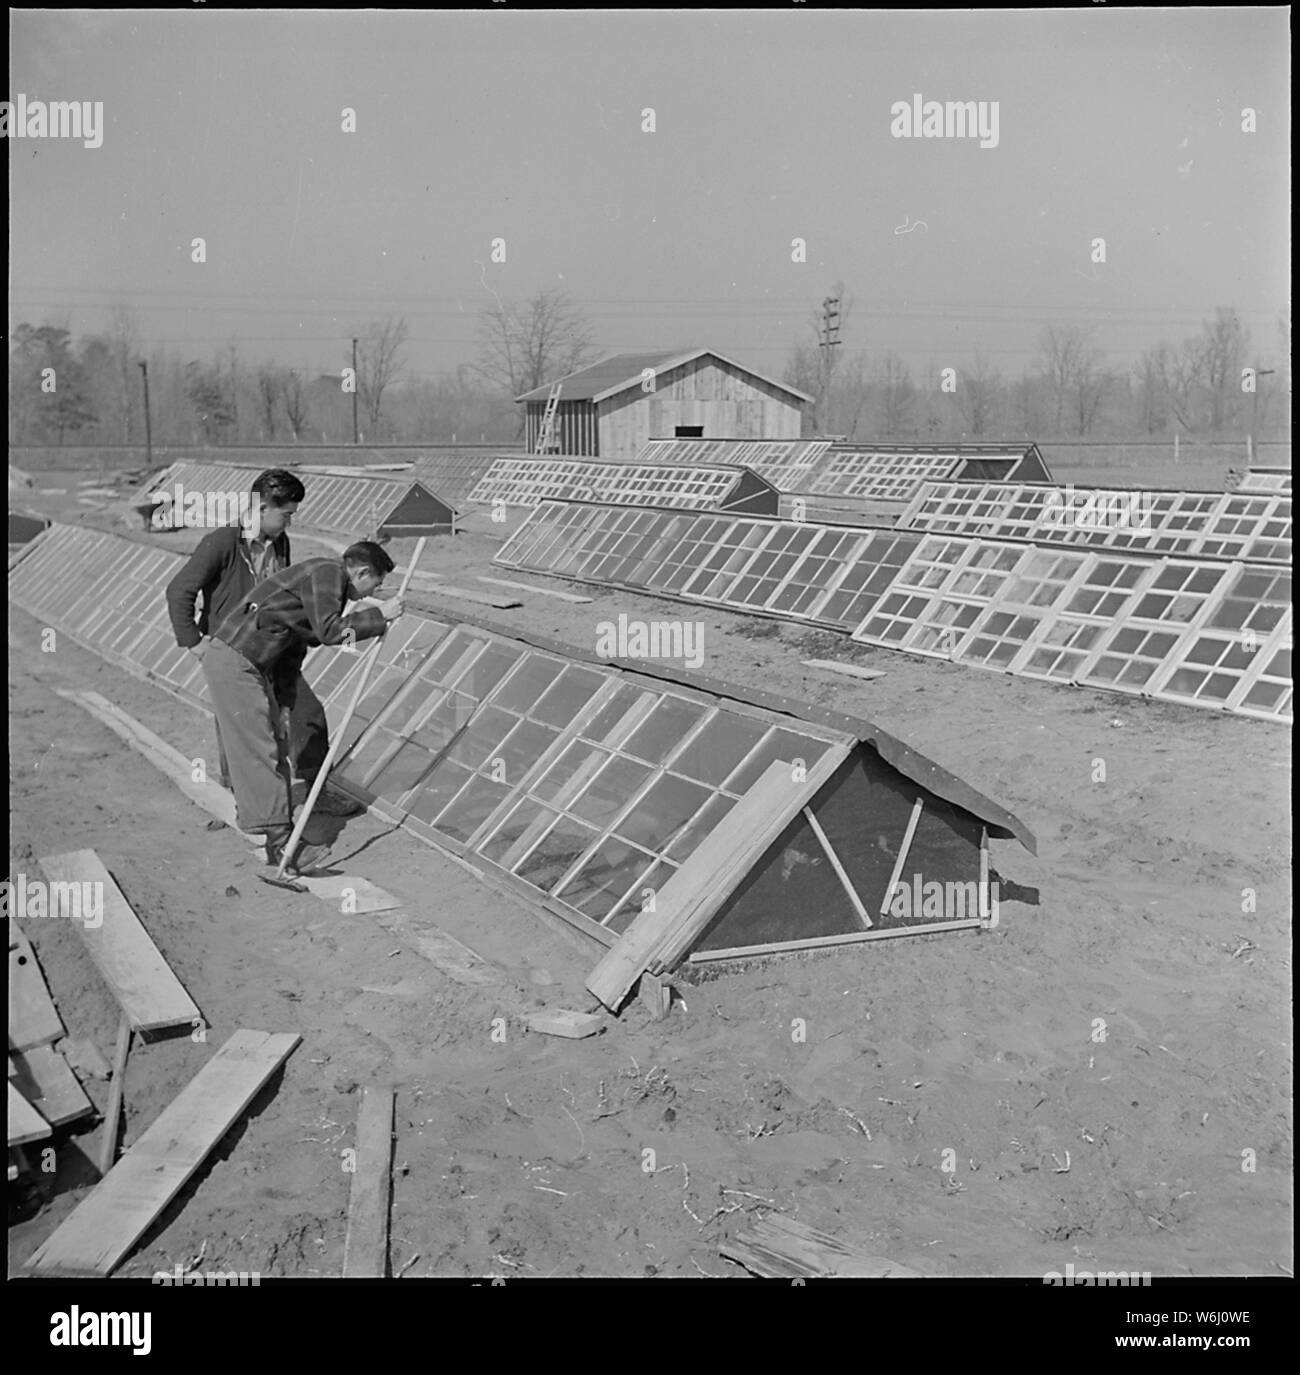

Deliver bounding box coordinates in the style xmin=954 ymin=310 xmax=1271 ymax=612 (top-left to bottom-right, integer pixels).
xmin=647 ymin=747 xmax=853 ymax=975
xmin=721 ymin=1213 xmax=922 ymax=1279
xmin=9 ymin=922 xmax=65 ymax=1051
xmin=39 ymin=850 xmax=201 ymax=1033
xmin=9 ymin=1081 xmax=52 ymax=1146
xmin=520 ymin=1009 xmax=603 ymax=1039
xmin=342 ymin=1087 xmax=394 ymax=1279
xmin=9 ymin=1044 xmax=95 ymax=1127
xmin=373 ymin=914 xmax=504 ymax=988
xmin=687 ymin=918 xmax=984 ymax=963
xmin=477 ymin=576 xmax=594 ymax=603
xmin=25 ymin=1029 xmax=301 ymax=1276
xmin=586 ymin=748 xmax=850 ymax=1010
xmin=54 ymin=690 xmax=402 ymax=914
xmin=801 ymin=659 xmax=886 ymax=681
xmin=54 ymin=689 xmax=240 ymax=828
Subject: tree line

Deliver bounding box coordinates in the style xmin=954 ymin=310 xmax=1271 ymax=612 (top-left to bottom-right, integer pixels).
xmin=7 ymin=290 xmax=1289 ymax=448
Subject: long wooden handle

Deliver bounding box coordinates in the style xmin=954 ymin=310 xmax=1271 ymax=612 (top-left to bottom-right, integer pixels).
xmin=276 ymin=539 xmax=427 ymax=876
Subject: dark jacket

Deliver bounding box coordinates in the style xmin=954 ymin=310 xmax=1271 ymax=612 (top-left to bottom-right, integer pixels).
xmin=213 ymin=557 xmax=387 ymax=688
xmin=165 ymin=525 xmax=291 ymax=649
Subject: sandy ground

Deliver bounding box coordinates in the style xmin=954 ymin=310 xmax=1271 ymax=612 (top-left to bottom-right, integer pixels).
xmin=6 ymin=461 xmax=1292 ymax=1279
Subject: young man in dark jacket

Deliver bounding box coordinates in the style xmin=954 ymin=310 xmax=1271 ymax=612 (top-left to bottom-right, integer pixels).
xmin=206 ymin=541 xmax=402 ymax=874
xmin=164 ymin=468 xmax=359 ymax=817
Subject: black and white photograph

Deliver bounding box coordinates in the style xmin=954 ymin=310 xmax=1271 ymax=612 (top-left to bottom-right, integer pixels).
xmin=6 ymin=4 xmax=1290 ymax=1321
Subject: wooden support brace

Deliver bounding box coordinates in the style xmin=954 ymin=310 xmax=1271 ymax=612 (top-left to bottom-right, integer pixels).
xmin=98 ymin=1013 xmax=132 ymax=1178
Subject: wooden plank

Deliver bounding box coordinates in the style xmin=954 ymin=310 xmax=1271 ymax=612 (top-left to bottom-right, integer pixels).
xmin=803 ymin=806 xmax=872 ymax=929
xmin=9 ymin=1044 xmax=94 ymax=1128
xmin=26 ymin=1029 xmax=301 ymax=1276
xmin=99 ymin=1014 xmax=132 ymax=1175
xmin=54 ymin=689 xmax=240 ymax=829
xmin=9 ymin=922 xmax=65 ymax=1051
xmin=372 ymin=914 xmax=504 ymax=988
xmin=587 ymin=748 xmax=849 ymax=1010
xmin=9 ymin=1082 xmax=52 ymax=1146
xmin=520 ymin=1009 xmax=604 ymax=1039
xmin=39 ymin=850 xmax=201 ymax=1033
xmin=54 ymin=691 xmax=402 ymax=913
xmin=801 ymin=659 xmax=887 ymax=681
xmin=477 ymin=576 xmax=594 ymax=603
xmin=687 ymin=919 xmax=984 ymax=963
xmin=721 ymin=1213 xmax=922 ymax=1279
xmin=879 ymin=797 xmax=924 ymax=919
xmin=342 ymin=1087 xmax=394 ymax=1279
xmin=646 ymin=749 xmax=851 ymax=976
xmin=410 ymin=583 xmax=522 ymax=610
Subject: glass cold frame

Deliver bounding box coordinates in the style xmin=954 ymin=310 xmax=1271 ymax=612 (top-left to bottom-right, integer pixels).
xmin=1075 ymin=559 xmax=1234 ymax=694
xmin=1146 ymin=565 xmax=1292 ymax=710
xmin=887 ymin=539 xmax=1028 ymax=657
xmin=634 ymin=439 xmax=830 ymax=491
xmin=1012 ymin=555 xmax=1157 ymax=682
xmin=1237 ymin=470 xmax=1291 ymax=494
xmin=805 ymin=451 xmax=963 ymax=501
xmin=326 ymin=620 xmax=844 ymax=932
xmin=467 ymin=458 xmax=744 ymax=511
xmin=950 ymin=547 xmax=1093 ymax=670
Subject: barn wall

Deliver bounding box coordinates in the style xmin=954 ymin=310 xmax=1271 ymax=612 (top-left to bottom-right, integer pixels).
xmin=596 ymin=356 xmax=803 ymax=458
xmin=525 ymin=401 xmax=599 ymax=456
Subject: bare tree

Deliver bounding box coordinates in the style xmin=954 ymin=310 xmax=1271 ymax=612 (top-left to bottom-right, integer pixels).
xmin=1034 ymin=324 xmax=1104 ymax=435
xmin=283 ymin=369 xmax=309 ymax=440
xmin=256 ymin=366 xmax=280 ymax=440
xmin=355 ymin=317 xmax=410 ymax=439
xmin=475 ymin=291 xmax=596 ymax=438
xmin=874 ymin=351 xmax=915 ymax=439
xmin=958 ymin=349 xmax=1003 ymax=437
xmin=1199 ymin=307 xmax=1249 ymax=434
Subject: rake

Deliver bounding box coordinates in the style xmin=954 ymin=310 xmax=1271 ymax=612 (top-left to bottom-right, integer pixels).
xmin=260 ymin=538 xmax=427 ymax=892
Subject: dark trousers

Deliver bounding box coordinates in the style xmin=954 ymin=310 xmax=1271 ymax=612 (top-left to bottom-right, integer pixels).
xmin=204 ymin=657 xmax=328 ymax=788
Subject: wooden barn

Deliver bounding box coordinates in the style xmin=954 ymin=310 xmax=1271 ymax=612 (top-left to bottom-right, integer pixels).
xmin=516 ymin=349 xmax=811 ymax=459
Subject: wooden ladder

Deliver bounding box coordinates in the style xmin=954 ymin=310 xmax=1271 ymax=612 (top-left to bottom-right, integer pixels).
xmin=535 ymin=383 xmax=562 ymax=454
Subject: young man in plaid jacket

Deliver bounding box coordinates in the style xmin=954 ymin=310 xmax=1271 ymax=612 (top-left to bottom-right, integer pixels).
xmin=163 ymin=468 xmax=360 ymax=818
xmin=207 ymin=541 xmax=403 ymax=874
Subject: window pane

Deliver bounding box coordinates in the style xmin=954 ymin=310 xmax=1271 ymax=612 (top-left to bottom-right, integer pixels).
xmin=622 ymin=696 xmax=709 ymax=764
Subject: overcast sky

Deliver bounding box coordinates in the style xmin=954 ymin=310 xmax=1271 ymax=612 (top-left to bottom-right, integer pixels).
xmin=8 ymin=7 xmax=1291 ymax=382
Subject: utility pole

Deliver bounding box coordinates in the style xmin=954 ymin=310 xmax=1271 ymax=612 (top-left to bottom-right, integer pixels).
xmin=1250 ymin=368 xmax=1276 ymax=464
xmin=352 ymin=336 xmax=360 ymax=444
xmin=818 ymin=293 xmax=842 ymax=432
xmin=138 ymin=360 xmax=152 ymax=469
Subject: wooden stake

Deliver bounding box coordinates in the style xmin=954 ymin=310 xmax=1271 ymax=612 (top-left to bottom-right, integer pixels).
xmin=879 ymin=798 xmax=924 ymax=919
xmin=98 ymin=1013 xmax=132 ymax=1177
xmin=803 ymin=807 xmax=872 ymax=929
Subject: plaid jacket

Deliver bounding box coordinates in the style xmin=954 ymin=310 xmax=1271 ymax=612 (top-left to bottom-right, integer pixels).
xmin=213 ymin=557 xmax=387 ymax=686
xmin=165 ymin=524 xmax=291 ymax=648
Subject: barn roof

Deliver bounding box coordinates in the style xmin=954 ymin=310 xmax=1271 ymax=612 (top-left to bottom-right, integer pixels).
xmin=515 ymin=348 xmax=814 ymax=405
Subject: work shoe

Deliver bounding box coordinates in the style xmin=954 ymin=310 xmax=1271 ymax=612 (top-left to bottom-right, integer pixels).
xmin=264 ymin=833 xmax=334 ymax=876
xmin=306 ymin=788 xmax=365 ymax=819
